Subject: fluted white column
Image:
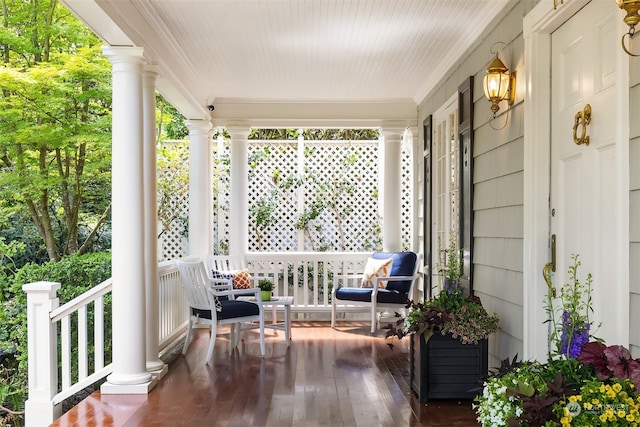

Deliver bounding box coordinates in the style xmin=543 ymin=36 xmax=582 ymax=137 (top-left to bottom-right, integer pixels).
xmin=142 ymin=64 xmax=166 ymax=377
xmin=101 ymin=46 xmax=154 ymax=394
xmin=186 ymin=120 xmax=213 ymax=257
xmin=379 ymin=127 xmax=405 ymax=252
xmin=227 ymin=126 xmax=251 ymax=256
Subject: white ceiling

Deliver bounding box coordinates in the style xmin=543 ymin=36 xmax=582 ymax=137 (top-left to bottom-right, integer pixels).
xmin=63 ymin=0 xmax=511 ymax=124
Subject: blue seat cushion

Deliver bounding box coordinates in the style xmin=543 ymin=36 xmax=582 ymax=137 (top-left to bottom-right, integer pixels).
xmin=218 ymin=300 xmax=259 ymax=319
xmin=191 ymin=300 xmax=259 ymax=320
xmin=371 ymin=251 xmax=417 ymax=293
xmin=335 ymin=287 xmax=409 ymax=305
xmin=191 ymin=307 xmax=213 ymax=319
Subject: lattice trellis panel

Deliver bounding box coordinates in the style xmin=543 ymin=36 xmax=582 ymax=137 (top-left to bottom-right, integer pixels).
xmin=300 ymin=141 xmax=381 ymax=252
xmin=247 ymin=141 xmax=299 ymax=252
xmin=401 ymin=137 xmax=414 ymax=251
xmin=213 ymin=138 xmax=231 ymax=254
xmin=159 ymin=137 xmax=414 ymax=256
xmin=157 ymin=140 xmax=189 ymax=261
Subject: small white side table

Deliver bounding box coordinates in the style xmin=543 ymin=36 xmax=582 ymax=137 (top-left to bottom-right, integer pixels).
xmin=238 ymin=296 xmax=293 ymax=346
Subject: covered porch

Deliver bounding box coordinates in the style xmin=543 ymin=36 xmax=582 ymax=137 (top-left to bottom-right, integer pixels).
xmin=20 ymin=0 xmax=640 ymax=425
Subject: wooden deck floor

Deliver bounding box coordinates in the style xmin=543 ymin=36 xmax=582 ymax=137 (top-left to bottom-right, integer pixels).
xmin=51 ymin=321 xmax=480 ymax=426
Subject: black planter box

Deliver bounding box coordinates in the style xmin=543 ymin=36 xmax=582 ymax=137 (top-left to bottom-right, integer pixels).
xmin=410 ymin=331 xmax=488 ymax=402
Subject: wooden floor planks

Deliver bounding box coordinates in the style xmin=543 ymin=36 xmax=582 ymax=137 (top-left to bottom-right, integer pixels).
xmin=51 ymin=321 xmax=480 ymax=426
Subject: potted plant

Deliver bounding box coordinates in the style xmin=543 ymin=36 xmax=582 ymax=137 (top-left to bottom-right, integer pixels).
xmin=473 ymin=254 xmax=639 ymax=426
xmin=387 ymin=286 xmax=499 ymax=401
xmin=386 ymin=236 xmax=499 ymax=402
xmin=258 ymin=279 xmax=273 ymax=302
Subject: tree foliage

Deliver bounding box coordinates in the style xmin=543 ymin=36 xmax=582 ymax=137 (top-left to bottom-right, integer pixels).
xmin=0 ymin=1 xmax=112 ymax=262
xmin=248 ymin=128 xmax=379 ymax=141
xmin=156 ymin=95 xmax=188 ymax=141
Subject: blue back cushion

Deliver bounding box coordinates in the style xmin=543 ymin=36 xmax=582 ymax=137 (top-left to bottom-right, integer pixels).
xmin=371 ymin=251 xmax=417 ymax=293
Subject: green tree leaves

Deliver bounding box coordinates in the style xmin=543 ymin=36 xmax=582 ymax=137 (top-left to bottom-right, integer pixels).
xmin=0 ymin=0 xmax=112 ymax=262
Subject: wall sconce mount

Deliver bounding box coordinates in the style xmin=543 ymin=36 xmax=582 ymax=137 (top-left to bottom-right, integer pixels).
xmin=483 ymin=42 xmax=515 ymax=127
xmin=616 ymin=0 xmax=640 ymax=56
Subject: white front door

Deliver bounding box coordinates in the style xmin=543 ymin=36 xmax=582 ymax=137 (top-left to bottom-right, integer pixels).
xmin=550 ymin=0 xmax=626 ymax=347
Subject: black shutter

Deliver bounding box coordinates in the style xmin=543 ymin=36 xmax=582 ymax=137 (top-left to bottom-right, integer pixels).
xmin=423 ymin=115 xmax=433 ymax=299
xmin=458 ymin=77 xmax=474 ymax=294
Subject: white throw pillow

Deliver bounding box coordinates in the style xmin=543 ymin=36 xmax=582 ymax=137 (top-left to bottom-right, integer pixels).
xmin=361 ymin=257 xmax=393 ymax=288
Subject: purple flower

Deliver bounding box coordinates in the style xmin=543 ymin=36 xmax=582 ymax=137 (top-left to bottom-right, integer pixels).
xmin=560 ymin=311 xmax=590 ymax=358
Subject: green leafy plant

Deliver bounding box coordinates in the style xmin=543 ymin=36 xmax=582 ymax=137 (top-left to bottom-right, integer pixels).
xmin=257 ymin=279 xmax=274 ymax=292
xmin=544 ymin=254 xmax=601 ymax=360
xmin=386 ymin=282 xmax=499 ymax=346
xmin=439 ymin=233 xmax=462 ymax=284
xmin=474 ymin=362 xmax=546 ymax=426
xmin=553 ymin=378 xmax=640 ymax=425
xmin=476 ymin=254 xmax=640 ymax=426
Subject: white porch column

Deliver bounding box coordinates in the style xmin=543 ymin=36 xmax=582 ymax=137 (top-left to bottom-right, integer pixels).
xmin=142 ymin=64 xmax=167 ymax=377
xmin=226 ymin=126 xmax=251 ymax=256
xmin=379 ymin=127 xmax=405 ymax=252
xmin=101 ymin=46 xmax=154 ymax=394
xmin=186 ymin=120 xmax=213 ymax=257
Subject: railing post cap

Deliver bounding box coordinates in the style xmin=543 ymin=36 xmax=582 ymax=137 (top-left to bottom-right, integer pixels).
xmin=23 ymin=281 xmax=61 ymax=294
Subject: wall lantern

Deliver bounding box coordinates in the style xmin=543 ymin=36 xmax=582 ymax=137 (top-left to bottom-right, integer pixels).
xmin=483 ymin=43 xmax=515 ymax=123
xmin=616 ymin=0 xmax=640 ymax=56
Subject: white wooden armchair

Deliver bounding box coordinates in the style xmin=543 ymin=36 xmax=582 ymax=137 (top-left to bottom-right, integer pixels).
xmin=176 ymin=259 xmax=265 ymax=363
xmin=331 ymin=251 xmax=421 ymax=334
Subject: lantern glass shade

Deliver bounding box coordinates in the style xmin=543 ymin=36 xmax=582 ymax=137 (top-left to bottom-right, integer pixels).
xmin=483 ymin=72 xmax=510 ymax=100
xmin=483 ymin=56 xmax=511 ymax=114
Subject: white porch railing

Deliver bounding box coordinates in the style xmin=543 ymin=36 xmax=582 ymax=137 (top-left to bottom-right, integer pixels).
xmin=22 ymin=252 xmax=373 ymax=426
xmin=157 ymin=261 xmax=189 ymax=351
xmin=246 ymin=252 xmax=372 ymax=312
xmin=22 ymin=260 xmax=188 ymax=427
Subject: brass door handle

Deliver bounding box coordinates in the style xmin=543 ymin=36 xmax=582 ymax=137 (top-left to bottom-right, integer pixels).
xmin=573 ymin=104 xmax=591 ymax=146
xmin=543 ymin=234 xmax=556 ymax=297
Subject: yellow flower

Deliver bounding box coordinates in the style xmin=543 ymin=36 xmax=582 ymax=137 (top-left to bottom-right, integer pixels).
xmin=628 ymin=414 xmax=636 ymax=422
xmin=569 ymin=395 xmax=578 ymax=402
xmin=607 ymin=389 xmax=617 ymax=398
xmin=619 ymin=410 xmax=627 ymax=418
xmin=600 ymin=414 xmax=609 ymax=422
xmin=584 ymin=402 xmax=593 ymax=410
xmin=600 ymin=384 xmax=607 ymax=393
xmin=613 ymin=383 xmax=623 ymax=393
xmin=593 ymin=399 xmax=601 ymax=405
xmin=561 ymin=416 xmax=572 ymax=425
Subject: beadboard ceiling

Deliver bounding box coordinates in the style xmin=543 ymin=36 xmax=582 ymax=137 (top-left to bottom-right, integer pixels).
xmin=63 ymin=0 xmax=510 ymax=122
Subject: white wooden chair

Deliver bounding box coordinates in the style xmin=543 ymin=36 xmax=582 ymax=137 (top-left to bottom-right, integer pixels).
xmin=176 ymin=259 xmax=265 ymax=363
